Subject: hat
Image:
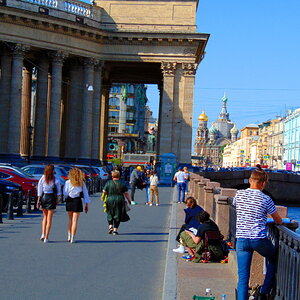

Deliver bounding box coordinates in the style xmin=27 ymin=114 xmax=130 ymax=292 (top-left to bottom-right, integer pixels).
xmin=137 ymin=166 xmax=142 ymax=171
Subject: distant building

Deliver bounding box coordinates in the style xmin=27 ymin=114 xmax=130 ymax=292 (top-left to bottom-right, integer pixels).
xmin=194 ymin=94 xmax=237 ymax=166
xmin=107 ymin=83 xmax=149 ymax=158
xmin=283 ymin=108 xmax=300 ymax=171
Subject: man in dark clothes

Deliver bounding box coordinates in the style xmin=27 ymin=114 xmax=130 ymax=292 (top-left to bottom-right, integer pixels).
xmin=179 ymin=211 xmax=223 ymax=262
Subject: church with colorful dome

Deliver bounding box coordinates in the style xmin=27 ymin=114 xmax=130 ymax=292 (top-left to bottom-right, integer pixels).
xmin=194 ymin=94 xmax=239 ymax=166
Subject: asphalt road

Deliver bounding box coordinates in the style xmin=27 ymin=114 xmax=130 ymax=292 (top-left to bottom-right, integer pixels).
xmin=0 ymin=187 xmax=174 ymax=300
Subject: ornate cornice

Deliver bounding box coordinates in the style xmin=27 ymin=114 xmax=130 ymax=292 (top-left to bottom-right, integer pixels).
xmin=161 ymin=62 xmax=177 ymax=76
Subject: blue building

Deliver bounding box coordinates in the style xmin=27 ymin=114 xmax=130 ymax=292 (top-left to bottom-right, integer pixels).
xmin=283 ymin=108 xmax=300 ymax=170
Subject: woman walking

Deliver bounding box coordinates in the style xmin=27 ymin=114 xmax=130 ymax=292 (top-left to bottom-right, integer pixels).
xmin=36 ymin=164 xmax=61 ymax=243
xmin=64 ymin=168 xmax=90 ymax=243
xmin=233 ymin=165 xmax=282 ymax=300
xmin=102 ymin=170 xmax=131 ymax=235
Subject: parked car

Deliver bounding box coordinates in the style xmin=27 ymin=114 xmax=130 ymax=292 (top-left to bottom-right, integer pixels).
xmin=0 ymin=179 xmax=22 ymax=212
xmin=0 ymin=168 xmax=38 ymax=197
xmin=92 ymin=166 xmax=109 ymax=180
xmin=21 ymin=165 xmax=68 ymax=192
xmin=0 ymin=164 xmax=35 ymax=178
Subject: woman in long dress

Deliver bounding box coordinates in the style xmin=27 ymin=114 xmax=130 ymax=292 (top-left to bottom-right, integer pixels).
xmin=102 ymin=170 xmax=131 ymax=235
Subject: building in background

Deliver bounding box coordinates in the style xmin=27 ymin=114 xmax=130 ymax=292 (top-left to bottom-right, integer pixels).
xmin=193 ymin=94 xmax=237 ymax=167
xmin=107 ymin=83 xmax=150 ymax=158
xmin=283 ymin=108 xmax=300 ymax=171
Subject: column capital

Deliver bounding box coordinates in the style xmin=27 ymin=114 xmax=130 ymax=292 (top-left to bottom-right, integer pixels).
xmin=182 ymin=63 xmax=198 ymax=76
xmin=12 ymin=43 xmax=30 ymax=57
xmin=161 ymin=62 xmax=177 ymax=76
xmin=49 ymin=50 xmax=68 ymax=64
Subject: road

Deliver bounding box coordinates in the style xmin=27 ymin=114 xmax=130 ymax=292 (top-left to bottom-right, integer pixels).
xmin=0 ymin=187 xmax=174 ymax=300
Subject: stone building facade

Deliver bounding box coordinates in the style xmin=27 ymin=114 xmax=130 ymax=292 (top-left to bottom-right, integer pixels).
xmin=0 ymin=0 xmax=209 ymax=163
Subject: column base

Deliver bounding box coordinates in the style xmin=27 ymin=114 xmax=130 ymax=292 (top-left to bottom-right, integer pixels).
xmin=0 ymin=154 xmax=28 ymax=166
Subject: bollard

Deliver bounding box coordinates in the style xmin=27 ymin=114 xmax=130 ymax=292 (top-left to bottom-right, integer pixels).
xmin=0 ymin=194 xmax=3 ymax=223
xmin=33 ymin=194 xmax=39 ymax=211
xmin=16 ymin=191 xmax=23 ymax=217
xmin=7 ymin=193 xmax=14 ymax=220
xmin=26 ymin=190 xmax=32 ymax=214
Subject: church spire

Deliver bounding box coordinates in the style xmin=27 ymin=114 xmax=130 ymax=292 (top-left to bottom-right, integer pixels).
xmin=219 ymin=92 xmax=230 ymax=121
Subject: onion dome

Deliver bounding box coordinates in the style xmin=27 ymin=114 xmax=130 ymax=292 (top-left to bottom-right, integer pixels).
xmin=230 ymin=123 xmax=239 ymax=135
xmin=209 ymin=123 xmax=217 ymax=135
xmin=198 ymin=111 xmax=208 ymax=122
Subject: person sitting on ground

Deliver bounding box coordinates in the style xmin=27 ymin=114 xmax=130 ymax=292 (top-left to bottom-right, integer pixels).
xmin=179 ymin=210 xmax=224 ymax=262
xmin=173 ymin=196 xmax=203 ymax=253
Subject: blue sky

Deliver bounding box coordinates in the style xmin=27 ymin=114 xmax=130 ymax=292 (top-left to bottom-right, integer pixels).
xmin=147 ymin=0 xmax=300 ymax=145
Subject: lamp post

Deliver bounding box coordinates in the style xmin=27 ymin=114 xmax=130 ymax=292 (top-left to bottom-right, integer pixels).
xmin=27 ymin=125 xmax=34 ymax=164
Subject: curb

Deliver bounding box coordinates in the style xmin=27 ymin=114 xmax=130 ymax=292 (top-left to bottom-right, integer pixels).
xmin=162 ymin=187 xmax=177 ymax=300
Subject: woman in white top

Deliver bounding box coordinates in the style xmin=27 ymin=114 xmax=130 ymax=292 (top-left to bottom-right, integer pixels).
xmin=63 ymin=168 xmax=90 ymax=243
xmin=36 ymin=164 xmax=61 ymax=243
xmin=149 ymin=170 xmax=159 ymax=206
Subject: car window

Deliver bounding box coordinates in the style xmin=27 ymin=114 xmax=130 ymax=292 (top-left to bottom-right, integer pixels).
xmin=24 ymin=167 xmax=36 ymax=174
xmin=0 ymin=171 xmax=10 ymax=179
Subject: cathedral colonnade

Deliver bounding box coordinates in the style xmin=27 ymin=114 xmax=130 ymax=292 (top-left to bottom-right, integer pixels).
xmin=0 ymin=43 xmax=104 ymax=162
xmin=0 ymin=0 xmax=209 ymax=163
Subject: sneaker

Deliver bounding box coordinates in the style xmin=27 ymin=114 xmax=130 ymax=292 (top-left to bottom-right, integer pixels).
xmin=182 ymin=254 xmax=194 ymax=260
xmin=149 ymin=203 xmax=153 ymax=206
xmin=68 ymin=232 xmax=71 ymax=242
xmin=70 ymin=236 xmax=75 ymax=243
xmin=156 ymin=204 xmax=159 ymax=206
xmin=173 ymin=245 xmax=185 ymax=253
xmin=131 ymin=201 xmax=137 ymax=205
xmin=108 ymin=228 xmax=113 ymax=234
xmin=44 ymin=238 xmax=48 ymax=243
xmin=40 ymin=234 xmax=45 ymax=241
xmin=112 ymin=231 xmax=119 ymax=235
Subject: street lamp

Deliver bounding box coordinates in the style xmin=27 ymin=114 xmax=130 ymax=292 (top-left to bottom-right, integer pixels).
xmin=27 ymin=125 xmax=34 ymax=164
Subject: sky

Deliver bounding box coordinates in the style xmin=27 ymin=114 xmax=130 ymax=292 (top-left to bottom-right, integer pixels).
xmin=146 ymin=0 xmax=300 ymax=148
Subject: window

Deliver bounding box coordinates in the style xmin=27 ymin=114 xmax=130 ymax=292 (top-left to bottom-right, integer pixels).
xmin=250 ymin=130 xmax=252 ymax=135
xmin=108 ymin=126 xmax=118 ymax=133
xmin=109 ymin=111 xmax=119 ymax=118
xmin=126 ymin=125 xmax=134 ymax=133
xmin=126 ymin=112 xmax=134 ymax=120
xmin=109 ymin=97 xmax=120 ymax=106
xmin=0 ymin=171 xmax=9 ymax=179
xmin=127 ymin=97 xmax=134 ymax=106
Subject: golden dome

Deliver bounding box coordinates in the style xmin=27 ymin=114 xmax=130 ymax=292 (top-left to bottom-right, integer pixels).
xmin=198 ymin=112 xmax=208 ymax=121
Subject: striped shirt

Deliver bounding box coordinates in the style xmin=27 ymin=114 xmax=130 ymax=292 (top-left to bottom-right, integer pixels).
xmin=233 ymin=188 xmax=277 ymax=239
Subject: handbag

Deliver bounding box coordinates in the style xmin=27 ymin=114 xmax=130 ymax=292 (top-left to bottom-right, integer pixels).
xmin=113 ymin=180 xmax=131 ymax=215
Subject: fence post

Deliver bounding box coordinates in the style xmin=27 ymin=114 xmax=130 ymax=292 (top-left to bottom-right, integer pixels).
xmin=16 ymin=191 xmax=23 ymax=217
xmin=7 ymin=193 xmax=14 ymax=220
xmin=0 ymin=194 xmax=3 ymax=223
xmin=26 ymin=190 xmax=32 ymax=214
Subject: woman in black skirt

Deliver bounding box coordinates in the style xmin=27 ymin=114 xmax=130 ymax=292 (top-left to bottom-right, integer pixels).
xmin=63 ymin=168 xmax=90 ymax=243
xmin=37 ymin=164 xmax=61 ymax=243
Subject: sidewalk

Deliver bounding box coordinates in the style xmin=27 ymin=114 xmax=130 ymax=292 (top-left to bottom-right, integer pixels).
xmin=164 ymin=188 xmax=237 ymax=300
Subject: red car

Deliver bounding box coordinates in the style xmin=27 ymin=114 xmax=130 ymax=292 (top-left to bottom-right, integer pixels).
xmin=0 ymin=168 xmax=38 ymax=197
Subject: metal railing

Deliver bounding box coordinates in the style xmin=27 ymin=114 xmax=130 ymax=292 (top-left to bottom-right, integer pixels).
xmin=268 ymin=224 xmax=300 ymax=300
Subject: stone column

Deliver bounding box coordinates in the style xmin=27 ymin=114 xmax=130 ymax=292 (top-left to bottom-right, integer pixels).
xmin=33 ymin=57 xmax=49 ymax=158
xmin=80 ymin=58 xmax=95 ymax=160
xmin=91 ymin=61 xmax=102 ymax=161
xmin=214 ymin=195 xmax=230 ymax=239
xmin=99 ymin=84 xmax=110 ymax=162
xmin=179 ymin=63 xmax=197 ymax=163
xmin=197 ymin=178 xmax=210 ymax=207
xmin=159 ymin=62 xmax=176 ymax=155
xmin=47 ymin=51 xmax=66 ymax=159
xmin=8 ymin=44 xmax=27 ymax=155
xmin=20 ymin=63 xmax=33 ymax=157
xmin=64 ymin=60 xmax=83 ymax=159
xmin=0 ymin=49 xmax=12 ymax=154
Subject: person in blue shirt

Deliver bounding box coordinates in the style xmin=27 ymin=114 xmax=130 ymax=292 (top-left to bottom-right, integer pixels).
xmin=173 ymin=196 xmax=203 ymax=253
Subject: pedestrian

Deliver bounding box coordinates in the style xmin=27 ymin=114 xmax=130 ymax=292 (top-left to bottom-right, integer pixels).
xmin=129 ymin=165 xmax=143 ymax=205
xmin=102 ymin=170 xmax=131 ymax=235
xmin=179 ymin=210 xmax=224 ymax=262
xmin=36 ymin=164 xmax=61 ymax=243
xmin=173 ymin=196 xmax=203 ymax=253
xmin=233 ymin=164 xmax=282 ymax=300
xmin=144 ymin=169 xmax=151 ymax=205
xmin=183 ymin=166 xmax=190 ymax=193
xmin=173 ymin=167 xmax=188 ymax=203
xmin=63 ymin=168 xmax=90 ymax=243
xmin=149 ymin=170 xmax=159 ymax=206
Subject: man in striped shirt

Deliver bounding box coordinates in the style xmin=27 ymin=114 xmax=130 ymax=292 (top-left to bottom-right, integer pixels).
xmin=233 ymin=165 xmax=282 ymax=300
